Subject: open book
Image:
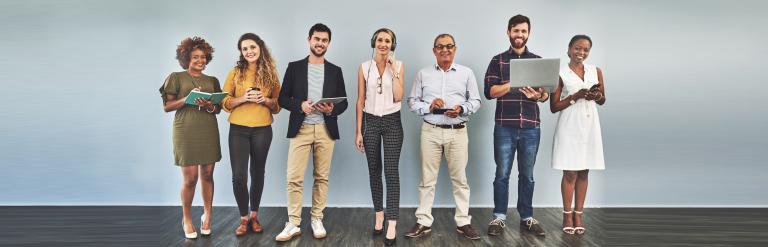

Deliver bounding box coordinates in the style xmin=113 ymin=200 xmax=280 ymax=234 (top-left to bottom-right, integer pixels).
xmin=184 ymin=91 xmax=228 ymax=105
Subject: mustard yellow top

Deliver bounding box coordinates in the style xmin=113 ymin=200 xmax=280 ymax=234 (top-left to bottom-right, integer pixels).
xmin=221 ymin=67 xmax=281 ymax=127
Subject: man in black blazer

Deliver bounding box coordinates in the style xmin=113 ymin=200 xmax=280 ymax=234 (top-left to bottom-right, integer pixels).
xmin=275 ymin=23 xmax=347 ymax=242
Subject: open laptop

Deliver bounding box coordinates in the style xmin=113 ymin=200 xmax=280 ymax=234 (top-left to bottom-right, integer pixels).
xmin=509 ymin=58 xmax=560 ymax=91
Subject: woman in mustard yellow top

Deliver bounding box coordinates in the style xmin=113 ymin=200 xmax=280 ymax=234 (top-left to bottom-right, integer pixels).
xmin=220 ymin=33 xmax=281 ymax=236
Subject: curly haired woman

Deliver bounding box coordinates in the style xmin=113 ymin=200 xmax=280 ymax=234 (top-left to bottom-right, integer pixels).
xmin=219 ymin=33 xmax=281 ymax=236
xmin=160 ymin=36 xmax=222 ymax=239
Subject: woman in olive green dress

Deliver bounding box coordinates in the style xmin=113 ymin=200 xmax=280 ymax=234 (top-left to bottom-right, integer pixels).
xmin=160 ymin=36 xmax=222 ymax=239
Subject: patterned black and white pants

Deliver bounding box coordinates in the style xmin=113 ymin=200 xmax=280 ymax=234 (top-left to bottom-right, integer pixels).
xmin=363 ymin=111 xmax=403 ymax=220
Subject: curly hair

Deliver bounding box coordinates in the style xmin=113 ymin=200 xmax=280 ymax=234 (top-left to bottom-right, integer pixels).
xmin=235 ymin=33 xmax=280 ymax=92
xmin=175 ymin=36 xmax=214 ymax=70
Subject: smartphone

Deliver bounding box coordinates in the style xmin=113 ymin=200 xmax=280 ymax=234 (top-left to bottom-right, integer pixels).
xmin=249 ymin=87 xmax=260 ymax=92
xmin=432 ymin=108 xmax=449 ymax=114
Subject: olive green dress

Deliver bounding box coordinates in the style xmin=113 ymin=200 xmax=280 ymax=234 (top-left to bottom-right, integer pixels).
xmin=161 ymin=71 xmax=222 ymax=166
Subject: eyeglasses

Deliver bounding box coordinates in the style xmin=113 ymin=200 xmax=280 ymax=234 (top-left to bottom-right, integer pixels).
xmin=434 ymin=44 xmax=455 ymax=50
xmin=376 ymin=77 xmax=383 ymax=94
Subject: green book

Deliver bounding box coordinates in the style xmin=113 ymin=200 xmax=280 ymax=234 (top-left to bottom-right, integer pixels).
xmin=184 ymin=91 xmax=228 ymax=105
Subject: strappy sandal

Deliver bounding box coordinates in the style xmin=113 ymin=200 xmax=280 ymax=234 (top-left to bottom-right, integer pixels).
xmin=235 ymin=217 xmax=249 ymax=236
xmin=562 ymin=211 xmax=575 ymax=235
xmin=574 ymin=211 xmax=585 ymax=235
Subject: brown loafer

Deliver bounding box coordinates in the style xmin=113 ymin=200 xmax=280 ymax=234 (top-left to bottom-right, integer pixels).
xmin=251 ymin=218 xmax=263 ymax=233
xmin=404 ymin=223 xmax=431 ymax=238
xmin=235 ymin=217 xmax=249 ymax=236
xmin=457 ymin=224 xmax=481 ymax=240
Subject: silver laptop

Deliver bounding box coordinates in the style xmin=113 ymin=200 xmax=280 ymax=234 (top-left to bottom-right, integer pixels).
xmin=509 ymin=58 xmax=560 ymax=90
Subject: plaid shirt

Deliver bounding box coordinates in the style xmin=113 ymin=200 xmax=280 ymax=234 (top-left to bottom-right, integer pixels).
xmin=483 ymin=47 xmax=543 ymax=128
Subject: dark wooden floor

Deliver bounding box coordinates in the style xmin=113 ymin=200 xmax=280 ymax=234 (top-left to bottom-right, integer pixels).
xmin=160 ymin=207 xmax=603 ymax=247
xmin=606 ymin=208 xmax=768 ymax=247
xmin=1 ymin=207 xmax=766 ymax=246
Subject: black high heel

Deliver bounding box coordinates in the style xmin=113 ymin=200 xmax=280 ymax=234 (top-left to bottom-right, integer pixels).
xmin=384 ymin=237 xmax=396 ymax=246
xmin=384 ymin=220 xmax=396 ymax=245
xmin=373 ymin=216 xmax=384 ymax=235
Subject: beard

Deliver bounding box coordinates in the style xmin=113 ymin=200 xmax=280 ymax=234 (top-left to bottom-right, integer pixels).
xmin=310 ymin=46 xmax=327 ymax=57
xmin=509 ymin=36 xmax=528 ymax=49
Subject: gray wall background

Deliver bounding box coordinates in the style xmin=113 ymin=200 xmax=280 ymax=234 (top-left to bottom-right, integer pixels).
xmin=1 ymin=0 xmax=766 ymax=207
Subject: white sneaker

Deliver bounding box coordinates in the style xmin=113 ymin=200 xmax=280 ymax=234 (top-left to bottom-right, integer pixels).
xmin=275 ymin=222 xmax=301 ymax=242
xmin=311 ymin=218 xmax=327 ymax=239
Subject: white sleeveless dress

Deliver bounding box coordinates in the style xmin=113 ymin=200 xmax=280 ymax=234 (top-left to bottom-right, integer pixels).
xmin=552 ymin=64 xmax=605 ymax=170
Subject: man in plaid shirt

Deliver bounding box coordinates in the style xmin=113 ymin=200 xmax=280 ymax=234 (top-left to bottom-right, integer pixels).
xmin=483 ymin=14 xmax=549 ymax=237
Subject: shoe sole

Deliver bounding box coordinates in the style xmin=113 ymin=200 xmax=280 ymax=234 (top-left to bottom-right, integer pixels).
xmin=404 ymin=229 xmax=431 ymax=238
xmin=487 ymin=226 xmax=504 ymax=236
xmin=456 ymin=229 xmax=481 ymax=240
xmin=275 ymin=231 xmax=301 ymax=242
xmin=314 ymin=232 xmax=327 ymax=239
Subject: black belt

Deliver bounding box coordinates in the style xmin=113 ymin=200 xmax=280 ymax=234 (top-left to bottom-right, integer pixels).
xmin=424 ymin=120 xmax=465 ymax=129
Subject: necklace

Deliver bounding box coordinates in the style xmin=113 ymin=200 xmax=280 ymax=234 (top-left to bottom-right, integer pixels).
xmin=188 ymin=72 xmax=203 ymax=89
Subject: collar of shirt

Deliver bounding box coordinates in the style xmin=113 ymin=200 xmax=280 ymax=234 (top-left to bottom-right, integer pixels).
xmin=506 ymin=46 xmax=537 ymax=58
xmin=434 ymin=63 xmax=457 ymax=72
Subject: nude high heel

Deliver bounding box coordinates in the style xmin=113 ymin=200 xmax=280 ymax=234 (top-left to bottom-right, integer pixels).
xmin=182 ymin=220 xmax=198 ymax=239
xmin=200 ymin=214 xmax=211 ymax=236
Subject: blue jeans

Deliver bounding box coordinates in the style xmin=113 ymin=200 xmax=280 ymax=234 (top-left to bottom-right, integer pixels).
xmin=492 ymin=125 xmax=540 ymax=220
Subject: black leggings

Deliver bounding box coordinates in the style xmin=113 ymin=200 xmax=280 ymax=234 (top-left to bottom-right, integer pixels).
xmin=363 ymin=111 xmax=403 ymax=220
xmin=229 ymin=124 xmax=272 ymax=216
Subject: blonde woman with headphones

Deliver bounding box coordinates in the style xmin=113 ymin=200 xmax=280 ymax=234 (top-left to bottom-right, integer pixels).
xmin=355 ymin=28 xmax=404 ymax=246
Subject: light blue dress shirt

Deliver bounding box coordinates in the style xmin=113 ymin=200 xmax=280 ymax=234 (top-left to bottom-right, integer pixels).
xmin=408 ymin=63 xmax=482 ymax=125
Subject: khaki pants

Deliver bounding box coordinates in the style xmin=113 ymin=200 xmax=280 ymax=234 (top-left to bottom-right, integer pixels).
xmin=286 ymin=124 xmax=335 ymax=226
xmin=415 ymin=122 xmax=472 ymax=227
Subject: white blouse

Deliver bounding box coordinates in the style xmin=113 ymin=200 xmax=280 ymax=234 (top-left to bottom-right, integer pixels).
xmin=361 ymin=60 xmax=402 ymax=116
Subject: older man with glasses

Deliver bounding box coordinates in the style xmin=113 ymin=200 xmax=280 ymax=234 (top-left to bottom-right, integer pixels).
xmin=404 ymin=33 xmax=482 ymax=240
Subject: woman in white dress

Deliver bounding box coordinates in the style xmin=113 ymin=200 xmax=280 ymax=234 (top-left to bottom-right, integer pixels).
xmin=550 ymin=34 xmax=606 ymax=235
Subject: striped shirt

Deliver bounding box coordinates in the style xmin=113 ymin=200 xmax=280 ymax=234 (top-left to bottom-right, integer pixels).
xmin=483 ymin=47 xmax=543 ymax=128
xmin=304 ymin=63 xmax=325 ymax=124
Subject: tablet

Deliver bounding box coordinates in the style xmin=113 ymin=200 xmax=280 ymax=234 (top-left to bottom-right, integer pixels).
xmin=312 ymin=97 xmax=346 ymax=106
xmin=509 ymin=58 xmax=560 ymax=90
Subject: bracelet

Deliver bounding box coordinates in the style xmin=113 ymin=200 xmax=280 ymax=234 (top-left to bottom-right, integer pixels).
xmin=206 ymin=105 xmax=215 ymax=113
